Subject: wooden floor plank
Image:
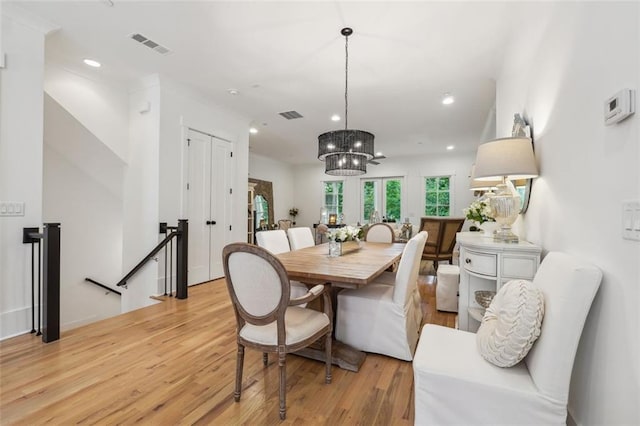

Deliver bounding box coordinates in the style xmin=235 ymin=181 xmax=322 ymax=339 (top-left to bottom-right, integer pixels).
xmin=0 ymin=275 xmax=455 ymax=425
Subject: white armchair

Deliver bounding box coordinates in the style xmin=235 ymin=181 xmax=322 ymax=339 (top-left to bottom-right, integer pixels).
xmin=335 ymin=231 xmax=427 ymax=361
xmin=413 ymin=252 xmax=603 ymax=425
xmin=287 ymin=227 xmax=315 ymax=250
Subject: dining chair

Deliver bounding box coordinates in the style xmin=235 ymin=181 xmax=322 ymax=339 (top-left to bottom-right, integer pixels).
xmin=255 ymin=230 xmax=308 ymax=301
xmin=222 ymin=243 xmax=333 ymax=420
xmin=287 ymin=227 xmax=315 ymax=250
xmin=335 ymin=231 xmax=428 ymax=361
xmin=419 ymin=216 xmax=465 ymax=271
xmin=364 ymin=222 xmax=395 ymax=243
xmin=277 ymin=219 xmax=292 ymax=232
xmin=316 ymin=223 xmax=329 ymax=245
xmin=413 ymin=252 xmax=602 ymax=425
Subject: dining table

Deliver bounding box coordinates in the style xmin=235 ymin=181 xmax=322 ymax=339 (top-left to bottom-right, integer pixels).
xmin=276 ymin=241 xmax=405 ymax=371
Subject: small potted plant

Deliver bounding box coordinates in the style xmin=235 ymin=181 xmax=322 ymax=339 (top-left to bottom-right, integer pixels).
xmin=463 ymin=200 xmax=495 ymax=233
xmin=289 ymin=207 xmax=299 ymax=225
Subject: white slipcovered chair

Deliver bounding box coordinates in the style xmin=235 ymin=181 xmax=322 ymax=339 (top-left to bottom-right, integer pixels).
xmin=335 ymin=231 xmax=428 ymax=361
xmin=364 ymin=222 xmax=395 ymax=243
xmin=222 ymin=243 xmax=332 ymax=420
xmin=413 ymin=252 xmax=603 ymax=425
xmin=255 ymin=230 xmax=308 ymax=301
xmin=287 ymin=227 xmax=315 ymax=250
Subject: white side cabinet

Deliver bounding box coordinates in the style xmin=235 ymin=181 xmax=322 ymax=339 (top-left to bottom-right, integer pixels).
xmin=457 ymin=232 xmax=541 ymax=332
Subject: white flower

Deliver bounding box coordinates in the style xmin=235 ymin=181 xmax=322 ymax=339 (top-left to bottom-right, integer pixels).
xmin=327 ymin=225 xmax=362 ymax=242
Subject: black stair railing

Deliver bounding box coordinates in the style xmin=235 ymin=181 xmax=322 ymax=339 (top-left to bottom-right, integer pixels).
xmin=22 ymin=223 xmax=61 ymax=343
xmin=86 ymin=219 xmax=188 ymax=300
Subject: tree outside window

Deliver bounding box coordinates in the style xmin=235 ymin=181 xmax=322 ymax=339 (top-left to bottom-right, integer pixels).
xmin=362 ymin=178 xmax=402 ymax=222
xmin=424 ymin=176 xmax=451 ymax=216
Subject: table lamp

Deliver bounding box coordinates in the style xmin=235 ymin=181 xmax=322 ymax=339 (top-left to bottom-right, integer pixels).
xmin=469 ymin=164 xmax=502 ymax=192
xmin=473 ymin=137 xmax=538 ymax=242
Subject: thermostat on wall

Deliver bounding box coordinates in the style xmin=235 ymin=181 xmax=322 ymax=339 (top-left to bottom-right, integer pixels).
xmin=604 ymin=88 xmax=635 ymax=125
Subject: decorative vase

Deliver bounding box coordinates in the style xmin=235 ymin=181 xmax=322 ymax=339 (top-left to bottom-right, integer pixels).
xmin=479 ymin=221 xmax=500 ymax=237
xmin=328 ymin=240 xmax=342 ymax=257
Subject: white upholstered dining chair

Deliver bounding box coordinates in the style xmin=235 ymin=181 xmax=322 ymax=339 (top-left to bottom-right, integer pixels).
xmin=255 ymin=230 xmax=308 ymax=300
xmin=335 ymin=231 xmax=427 ymax=361
xmin=413 ymin=252 xmax=603 ymax=425
xmin=364 ymin=222 xmax=395 ymax=243
xmin=222 ymin=243 xmax=332 ymax=420
xmin=287 ymin=227 xmax=315 ymax=250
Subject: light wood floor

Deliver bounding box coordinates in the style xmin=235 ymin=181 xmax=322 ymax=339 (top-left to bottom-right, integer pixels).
xmin=0 ymin=273 xmax=455 ymax=425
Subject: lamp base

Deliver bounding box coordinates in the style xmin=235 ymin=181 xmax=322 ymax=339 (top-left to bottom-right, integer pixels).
xmin=494 ymin=227 xmax=519 ymax=243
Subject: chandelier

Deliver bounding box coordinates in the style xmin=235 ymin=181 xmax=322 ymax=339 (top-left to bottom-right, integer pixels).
xmin=318 ymin=28 xmax=374 ymax=176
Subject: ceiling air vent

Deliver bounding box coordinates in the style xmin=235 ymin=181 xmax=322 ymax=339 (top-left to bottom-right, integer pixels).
xmin=129 ymin=33 xmax=171 ymax=55
xmin=279 ymin=111 xmax=303 ymax=120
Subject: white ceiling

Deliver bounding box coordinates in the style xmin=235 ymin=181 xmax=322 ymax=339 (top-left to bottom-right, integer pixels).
xmin=9 ymin=1 xmax=529 ymax=165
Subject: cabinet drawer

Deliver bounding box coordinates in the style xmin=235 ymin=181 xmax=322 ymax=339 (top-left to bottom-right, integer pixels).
xmin=502 ymin=256 xmax=538 ymax=279
xmin=463 ymin=250 xmax=497 ymax=277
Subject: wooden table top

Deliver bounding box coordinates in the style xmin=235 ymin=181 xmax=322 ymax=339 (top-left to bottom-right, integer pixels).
xmin=276 ymin=242 xmax=405 ymax=286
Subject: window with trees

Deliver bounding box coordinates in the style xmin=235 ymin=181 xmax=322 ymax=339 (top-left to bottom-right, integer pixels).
xmin=424 ymin=176 xmax=451 ymax=216
xmin=324 ymin=181 xmax=343 ymax=215
xmin=362 ymin=177 xmax=402 ymax=223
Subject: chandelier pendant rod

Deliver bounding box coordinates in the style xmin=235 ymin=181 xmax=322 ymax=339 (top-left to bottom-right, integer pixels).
xmin=344 ymin=31 xmax=349 ymax=132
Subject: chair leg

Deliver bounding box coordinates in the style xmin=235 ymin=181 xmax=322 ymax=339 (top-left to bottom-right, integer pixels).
xmin=234 ymin=344 xmax=244 ymax=402
xmin=263 ymin=352 xmax=268 ymax=366
xmin=325 ymin=331 xmax=332 ymax=384
xmin=278 ymin=351 xmax=286 ymax=420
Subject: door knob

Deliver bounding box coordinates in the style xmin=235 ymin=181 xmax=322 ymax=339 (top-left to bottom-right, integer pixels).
xmin=206 ymin=220 xmax=217 ymax=225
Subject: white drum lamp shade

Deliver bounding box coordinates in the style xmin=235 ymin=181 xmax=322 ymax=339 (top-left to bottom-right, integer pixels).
xmin=473 ymin=137 xmax=538 ymax=242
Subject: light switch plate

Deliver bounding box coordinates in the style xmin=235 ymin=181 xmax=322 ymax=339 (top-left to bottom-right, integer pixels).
xmin=0 ymin=202 xmax=25 ymax=217
xmin=622 ymin=200 xmax=640 ymax=241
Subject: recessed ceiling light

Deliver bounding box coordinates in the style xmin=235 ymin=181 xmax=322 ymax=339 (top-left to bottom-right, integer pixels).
xmin=249 ymin=127 xmax=258 ymax=134
xmin=446 ymin=145 xmax=455 ymax=150
xmin=442 ymin=93 xmax=455 ymax=105
xmin=83 ymin=58 xmax=101 ymax=68
xmin=227 ymin=88 xmax=239 ymax=95
xmin=331 ymin=114 xmax=340 ymax=122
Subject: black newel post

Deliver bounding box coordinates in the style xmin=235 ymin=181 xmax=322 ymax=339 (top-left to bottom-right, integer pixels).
xmin=176 ymin=219 xmax=188 ymax=300
xmin=42 ymin=223 xmax=61 ymax=343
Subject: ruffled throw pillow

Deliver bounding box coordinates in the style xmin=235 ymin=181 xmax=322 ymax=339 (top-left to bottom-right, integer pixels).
xmin=476 ymin=279 xmax=545 ymax=367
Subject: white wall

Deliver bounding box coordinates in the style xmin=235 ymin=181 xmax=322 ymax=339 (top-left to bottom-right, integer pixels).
xmin=121 ymin=76 xmax=161 ymax=312
xmin=292 ymin=151 xmax=477 ymax=231
xmin=249 ymin=153 xmax=296 ymax=223
xmin=42 ymin=95 xmax=123 ymax=327
xmin=496 ymin=2 xmax=639 ymax=424
xmin=44 ymin=63 xmax=129 ymax=163
xmin=0 ymin=13 xmax=45 ymax=339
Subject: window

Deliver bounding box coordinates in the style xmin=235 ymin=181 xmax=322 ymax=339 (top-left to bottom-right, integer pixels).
xmin=424 ymin=176 xmax=451 ymax=216
xmin=362 ymin=177 xmax=402 ymax=223
xmin=323 ymin=181 xmax=344 ymax=215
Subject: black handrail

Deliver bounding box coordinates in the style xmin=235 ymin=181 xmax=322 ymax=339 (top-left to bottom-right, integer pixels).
xmin=84 ymin=278 xmax=122 ymax=296
xmin=85 ymin=219 xmax=189 ymax=300
xmin=116 ymin=230 xmax=178 ymax=288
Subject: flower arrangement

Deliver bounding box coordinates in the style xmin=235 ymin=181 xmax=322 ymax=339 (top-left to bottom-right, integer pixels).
xmin=326 ymin=225 xmax=363 ymax=242
xmin=463 ymin=200 xmax=495 ymax=224
xmin=289 ymin=207 xmax=299 ymax=217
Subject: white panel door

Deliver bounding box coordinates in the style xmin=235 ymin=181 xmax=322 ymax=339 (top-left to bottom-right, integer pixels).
xmin=209 ymin=138 xmax=231 ymax=280
xmin=186 ymin=129 xmax=232 ymax=285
